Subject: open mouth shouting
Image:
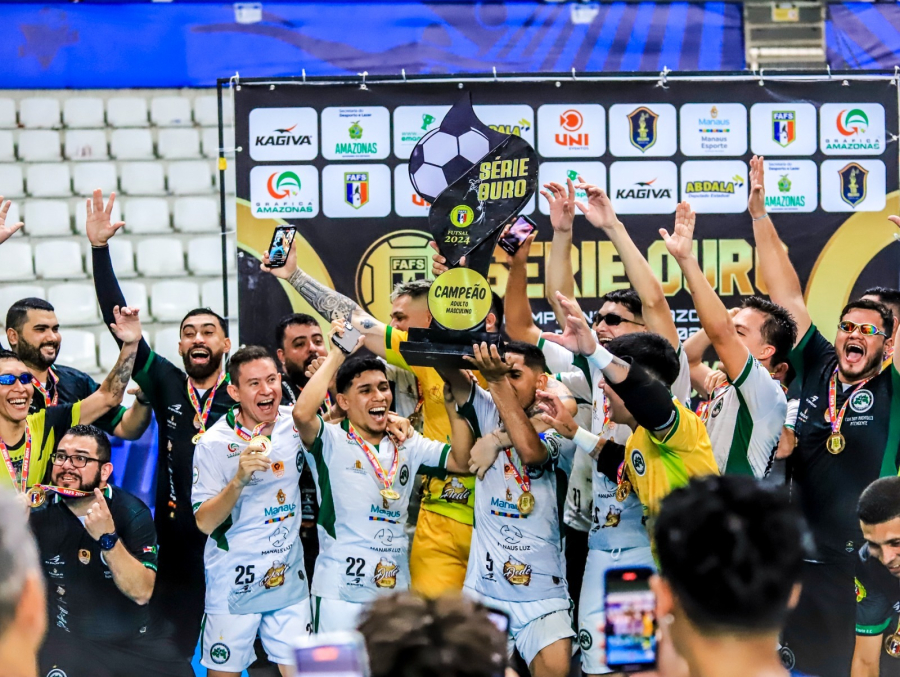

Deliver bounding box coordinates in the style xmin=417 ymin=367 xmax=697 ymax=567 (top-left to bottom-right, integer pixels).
xmin=368 ymin=406 xmax=387 ymax=426
xmin=256 ymin=397 xmax=276 ymax=418
xmin=7 ymin=396 xmax=28 ymax=413
xmin=843 ymin=341 xmax=866 ymax=368
xmin=189 ymin=347 xmax=211 ymax=366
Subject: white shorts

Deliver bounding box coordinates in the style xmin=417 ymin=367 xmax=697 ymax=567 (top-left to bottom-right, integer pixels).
xmin=312 ymin=596 xmax=366 ymax=633
xmin=578 ymin=547 xmax=655 ymax=675
xmin=201 ymin=599 xmax=313 ymax=671
xmin=464 ymin=588 xmax=575 ymax=666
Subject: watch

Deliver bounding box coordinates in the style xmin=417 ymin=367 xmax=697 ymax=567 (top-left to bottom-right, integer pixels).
xmin=98 ymin=532 xmax=119 ymax=551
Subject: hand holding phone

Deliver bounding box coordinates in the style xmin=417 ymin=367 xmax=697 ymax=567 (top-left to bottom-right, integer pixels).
xmin=604 ymin=567 xmax=657 ymax=673
xmin=266 ymin=226 xmax=297 ymax=268
xmin=332 ymin=321 xmax=364 ymax=355
xmin=498 ymin=216 xmax=536 ymax=256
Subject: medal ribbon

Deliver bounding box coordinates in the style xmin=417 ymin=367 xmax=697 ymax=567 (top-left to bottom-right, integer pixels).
xmin=503 ymin=448 xmax=531 ymax=494
xmin=31 ymin=484 xmax=92 ymax=499
xmin=346 ymin=422 xmax=399 ymax=491
xmin=827 ymin=368 xmax=875 ymax=436
xmin=601 ymin=395 xmax=611 ymax=434
xmin=32 ymin=369 xmax=58 ymax=407
xmin=616 ymin=460 xmax=627 ymax=487
xmin=0 ymin=425 xmax=31 ymax=494
xmin=409 ymin=380 xmax=424 ymax=423
xmin=232 ymin=408 xmax=275 ymax=442
xmin=187 ymin=372 xmax=226 ymax=434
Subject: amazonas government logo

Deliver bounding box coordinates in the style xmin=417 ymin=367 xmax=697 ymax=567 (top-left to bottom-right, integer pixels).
xmin=356 ymin=231 xmax=434 ymax=323
xmin=267 ymin=171 xmax=302 ymax=199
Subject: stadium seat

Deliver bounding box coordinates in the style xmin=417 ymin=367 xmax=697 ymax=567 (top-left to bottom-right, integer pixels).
xmin=153 ymin=326 xmax=183 ymax=366
xmin=0 ymin=242 xmax=35 ymax=281
xmin=110 ymin=129 xmax=154 ymax=160
xmin=65 ymin=130 xmax=108 ymax=161
xmin=201 ymin=278 xmax=238 ymax=317
xmin=72 ymin=162 xmax=117 ymax=196
xmin=87 ymin=238 xmax=137 ymax=279
xmin=173 ymin=197 xmax=218 ymax=232
xmin=151 ymin=280 xmax=201 ymax=322
xmin=200 ymin=128 xmax=218 ymax=158
xmin=158 ymin=128 xmax=201 ymax=160
xmin=63 ymin=98 xmax=106 ymax=129
xmin=107 ymin=97 xmax=149 ymax=128
xmin=216 ymin=161 xmax=236 ymax=197
xmin=188 ymin=236 xmax=234 ymax=276
xmin=0 ymin=165 xmax=25 ymax=199
xmin=151 ymin=97 xmax=192 ymax=127
xmin=26 ymin=164 xmax=71 ymax=197
xmin=74 ymin=196 xmax=121 ymax=234
xmin=120 ymin=162 xmax=165 ymax=195
xmin=0 ymin=132 xmax=13 ymax=162
xmin=4 ymin=202 xmax=20 ymax=232
xmin=20 ymin=98 xmax=61 ymax=129
xmin=168 ymin=161 xmax=213 ymax=195
xmin=224 ymin=196 xmax=236 ymax=228
xmin=136 ymin=238 xmax=185 ymax=276
xmin=18 ymin=130 xmax=62 ymax=162
xmin=24 ymin=200 xmax=71 ymax=236
xmin=124 ymin=197 xmax=170 ymax=233
xmin=35 ymin=240 xmax=84 ymax=279
xmin=0 ymin=100 xmax=16 ymax=129
xmin=48 ymin=284 xmax=99 ymax=326
xmin=0 ymin=285 xmax=45 ymax=323
xmin=56 ymin=329 xmax=98 ymax=371
xmin=194 ymin=95 xmax=227 ymax=127
xmin=118 ymin=280 xmax=149 ymax=317
xmin=98 ymin=331 xmax=120 ymax=371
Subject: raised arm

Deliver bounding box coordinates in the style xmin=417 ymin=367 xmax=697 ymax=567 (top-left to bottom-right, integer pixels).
xmin=683 ymin=326 xmax=715 ymax=397
xmin=542 ymin=179 xmax=577 ymax=326
xmin=443 ymin=383 xmax=474 ymax=474
xmin=0 ymin=197 xmax=24 ymax=246
xmin=749 ymin=156 xmax=811 ymax=343
xmin=111 ymin=396 xmax=153 ymax=440
xmin=502 ymin=230 xmax=542 ymax=344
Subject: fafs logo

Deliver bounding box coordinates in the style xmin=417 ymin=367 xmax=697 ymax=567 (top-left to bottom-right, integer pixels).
xmin=356 ymin=231 xmax=434 ymax=323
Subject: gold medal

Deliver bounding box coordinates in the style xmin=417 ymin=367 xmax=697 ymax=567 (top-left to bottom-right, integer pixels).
xmin=827 ymin=432 xmax=846 ymax=455
xmin=248 ymin=435 xmax=271 ymax=456
xmin=193 ymin=412 xmax=202 ymax=430
xmin=380 ymin=488 xmax=401 ymax=501
xmin=27 ymin=485 xmax=45 ymax=508
xmin=191 ymin=432 xmax=203 ymax=445
xmin=885 ymin=634 xmax=900 ymax=658
xmin=517 ymin=491 xmax=535 ymax=515
xmin=616 ymin=480 xmax=632 ymax=502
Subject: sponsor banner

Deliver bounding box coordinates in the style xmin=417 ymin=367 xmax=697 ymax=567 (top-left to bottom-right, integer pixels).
xmin=249 ymin=107 xmax=319 ymax=161
xmin=393 ymin=105 xmax=452 ymax=159
xmin=820 ymin=159 xmax=886 ymax=212
xmin=819 ymin=104 xmax=885 ymax=155
xmin=536 ymin=104 xmax=606 ymax=158
xmin=537 ymin=162 xmax=606 ymax=217
xmin=394 ymin=164 xmax=431 ymax=218
xmin=608 ymin=103 xmax=677 ymax=157
xmin=249 ymin=165 xmax=319 ymax=219
xmin=609 ymin=161 xmax=678 ymax=214
xmin=680 ymin=160 xmax=749 ymax=213
xmin=322 ymin=164 xmax=392 ymax=218
xmin=472 ymin=105 xmax=536 ymax=146
xmin=763 ymin=160 xmax=818 ymax=213
xmin=679 ymin=103 xmax=747 ymax=156
xmin=749 ymin=103 xmax=817 ymax=156
xmin=322 ymin=106 xmax=391 ymax=160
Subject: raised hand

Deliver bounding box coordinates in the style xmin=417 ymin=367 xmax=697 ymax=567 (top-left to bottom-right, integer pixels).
xmin=84 ymin=489 xmax=116 ymax=540
xmin=704 ymin=369 xmax=729 ymax=396
xmin=535 ymin=389 xmax=578 ymax=439
xmin=468 ymin=433 xmax=502 ymax=480
xmin=235 ymin=446 xmax=272 ymax=486
xmin=385 ymin=413 xmax=413 ymax=445
xmin=0 ymin=197 xmax=24 ymax=245
xmin=110 ymin=306 xmax=142 ymax=344
xmin=541 ymin=292 xmax=598 ymax=356
xmin=748 ymin=155 xmax=766 ymax=219
xmin=464 ymin=342 xmax=511 ymax=383
xmin=506 ymin=229 xmax=536 ymax=267
xmin=328 ymin=319 xmax=364 ymax=355
xmin=659 ymin=201 xmax=696 ymax=262
xmin=540 ymin=178 xmax=576 ymax=234
xmin=429 ymin=240 xmax=467 ymax=277
xmin=574 ymin=180 xmax=622 ymax=233
xmin=261 ymin=233 xmax=298 ymax=280
xmin=85 ymin=189 xmax=125 ymax=247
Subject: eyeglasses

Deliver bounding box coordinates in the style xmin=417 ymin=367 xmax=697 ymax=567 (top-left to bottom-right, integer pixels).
xmin=838 ymin=321 xmax=888 ymax=338
xmin=51 ymin=452 xmax=103 ymax=469
xmin=0 ymin=373 xmax=34 ymax=386
xmin=593 ymin=313 xmax=644 ymax=328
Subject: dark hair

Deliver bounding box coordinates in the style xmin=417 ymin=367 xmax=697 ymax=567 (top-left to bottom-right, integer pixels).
xmin=358 ymin=592 xmax=506 ymax=677
xmin=5 ymin=297 xmax=54 ymax=333
xmin=336 ymin=357 xmax=387 ymax=394
xmin=841 ymin=299 xmax=894 ymax=336
xmin=180 ymin=308 xmax=229 ymax=337
xmin=655 ymin=475 xmax=811 ymax=634
xmin=598 ymin=289 xmax=643 ymax=321
xmin=863 ymin=287 xmax=900 ymax=319
xmin=489 ymin=291 xmax=504 ymax=332
xmin=859 ymin=477 xmax=900 ymax=525
xmin=503 ymin=340 xmax=547 ymax=373
xmin=62 ymin=424 xmax=112 ymax=463
xmin=606 ymin=333 xmax=679 ymax=387
xmin=275 ymin=313 xmax=319 ymax=349
xmin=227 ymin=345 xmax=276 ymax=385
xmin=0 ymin=349 xmax=23 ymax=364
xmin=740 ymin=297 xmax=797 ymax=367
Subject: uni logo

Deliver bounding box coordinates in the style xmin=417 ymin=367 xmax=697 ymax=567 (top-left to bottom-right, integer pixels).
xmin=836 ymin=109 xmax=869 ymax=137
xmin=450 ymin=205 xmax=474 ymax=227
xmin=266 ymin=171 xmax=302 ymax=199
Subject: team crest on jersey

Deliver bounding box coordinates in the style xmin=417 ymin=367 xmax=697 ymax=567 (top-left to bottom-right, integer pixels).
xmin=779 ymin=646 xmax=795 ymax=670
xmin=711 ymin=397 xmax=725 ymax=418
xmin=855 ymin=577 xmax=866 ymax=602
xmin=210 ymin=643 xmax=231 ymax=665
xmin=850 ymin=389 xmax=874 ymax=413
xmin=440 ymin=477 xmax=470 ymax=504
xmin=227 ymin=443 xmax=241 ymax=458
xmin=602 ymin=505 xmax=622 ymax=528
xmin=631 ymin=450 xmax=647 ymax=476
xmin=277 ymin=489 xmax=286 ymax=505
xmin=261 ymin=561 xmax=288 ymax=589
xmin=296 ymin=452 xmax=304 ymax=473
xmin=374 ymin=557 xmax=399 ymax=588
xmin=502 ymin=557 xmax=532 ymax=586
xmin=349 ymin=459 xmax=367 ymax=475
xmin=578 ymin=629 xmax=593 ymax=651
xmin=78 ymin=549 xmax=90 ymax=565
xmin=47 ymin=670 xmax=67 ymax=677
xmin=398 ymin=464 xmax=409 ymax=485
xmin=272 ymin=461 xmax=285 ymax=478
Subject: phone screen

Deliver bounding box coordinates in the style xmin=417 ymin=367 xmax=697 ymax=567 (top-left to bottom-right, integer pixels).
xmin=267 ymin=226 xmax=297 ymax=268
xmin=604 ymin=567 xmax=657 ymax=671
xmin=295 ymin=635 xmax=367 ymax=677
xmin=498 ymin=216 xmax=536 ymax=255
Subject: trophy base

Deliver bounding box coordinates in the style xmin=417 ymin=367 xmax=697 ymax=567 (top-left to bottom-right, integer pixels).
xmin=398 ymin=328 xmax=503 ymax=369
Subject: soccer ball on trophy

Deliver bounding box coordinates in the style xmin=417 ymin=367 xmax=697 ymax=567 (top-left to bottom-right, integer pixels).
xmin=408 ymin=127 xmax=492 ymax=203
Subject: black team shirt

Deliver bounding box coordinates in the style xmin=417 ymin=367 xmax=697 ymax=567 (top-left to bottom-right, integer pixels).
xmin=29 ymin=364 xmax=127 ymax=435
xmin=856 ymin=544 xmax=900 ymax=675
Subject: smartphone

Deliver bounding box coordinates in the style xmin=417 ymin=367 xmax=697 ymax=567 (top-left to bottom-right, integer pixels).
xmin=332 ymin=321 xmax=364 ymax=355
xmin=295 ymin=631 xmax=369 ymax=677
xmin=604 ymin=566 xmax=657 ymax=673
xmin=498 ymin=215 xmax=536 ymax=256
xmin=266 ymin=225 xmax=297 ymax=268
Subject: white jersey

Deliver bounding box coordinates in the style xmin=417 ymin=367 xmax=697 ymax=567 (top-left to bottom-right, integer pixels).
xmin=303 ymin=417 xmax=450 ymax=603
xmin=459 ymin=384 xmax=575 ymax=603
xmin=192 ymin=406 xmax=308 ymax=615
xmin=703 ymin=354 xmax=786 ymax=478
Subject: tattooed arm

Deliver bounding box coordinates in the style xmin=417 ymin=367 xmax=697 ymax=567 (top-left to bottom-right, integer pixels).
xmin=78 ymin=306 xmax=143 ymax=425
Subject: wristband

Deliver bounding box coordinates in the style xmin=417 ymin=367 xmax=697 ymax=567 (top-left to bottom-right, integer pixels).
xmin=586 ymin=343 xmax=614 ymax=371
xmin=573 ymin=427 xmax=602 ymax=453
xmin=135 ymin=394 xmax=151 ymax=406
xmin=784 ymin=399 xmax=799 ymax=430
xmin=752 ymin=212 xmax=769 ymax=222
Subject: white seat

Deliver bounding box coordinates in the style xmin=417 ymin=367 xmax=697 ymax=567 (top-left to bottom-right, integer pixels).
xmin=0 ymin=285 xmax=45 ymax=322
xmin=99 ymin=239 xmax=136 ymax=279
xmin=158 ymin=128 xmax=200 ymax=160
xmin=56 ymin=329 xmax=98 ymax=371
xmin=173 ymin=197 xmax=217 ymax=232
xmin=0 ymin=132 xmax=14 ymax=162
xmin=168 ymin=161 xmax=213 ymax=195
xmin=0 ymin=166 xmax=25 ymax=199
xmin=123 ymin=197 xmax=170 ymax=233
xmin=48 ymin=284 xmax=99 ymax=326
xmin=34 ymin=240 xmax=83 ymax=279
xmin=216 ymin=161 xmax=236 ymax=196
xmin=153 ymin=326 xmax=183 ymax=366
xmin=224 ymin=196 xmax=236 ymax=228
xmin=151 ymin=280 xmax=200 ymax=322
xmin=201 ymin=278 xmax=237 ymax=317
xmin=110 ymin=129 xmax=154 ymax=160
xmin=18 ymin=130 xmax=61 ymax=162
xmin=74 ymin=196 xmax=121 ymax=234
xmin=136 ymin=238 xmax=185 ymax=276
xmin=24 ymin=201 xmax=70 ymax=236
xmin=120 ymin=162 xmax=165 ymax=195
xmin=188 ymin=236 xmax=234 ymax=276
xmin=151 ymin=97 xmax=192 ymax=127
xmin=0 ymin=242 xmax=34 ymax=281
xmin=0 ymin=100 xmax=16 ymax=129
xmin=118 ymin=281 xmax=149 ymax=318
xmin=4 ymin=202 xmax=20 ymax=233
xmin=65 ymin=130 xmax=108 ymax=161
xmin=19 ymin=98 xmax=60 ymax=129
xmin=26 ymin=164 xmax=70 ymax=197
xmin=107 ymin=97 xmax=148 ymax=128
xmin=194 ymin=96 xmax=229 ymax=127
xmin=98 ymin=332 xmax=120 ymax=371
xmin=72 ymin=162 xmax=117 ymax=196
xmin=63 ymin=98 xmax=106 ymax=129
xmin=200 ymin=128 xmax=218 ymax=158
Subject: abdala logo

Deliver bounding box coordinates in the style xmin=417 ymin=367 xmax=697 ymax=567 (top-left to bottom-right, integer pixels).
xmin=836 ymin=109 xmax=868 ymax=137
xmin=267 ymin=171 xmax=302 ymax=200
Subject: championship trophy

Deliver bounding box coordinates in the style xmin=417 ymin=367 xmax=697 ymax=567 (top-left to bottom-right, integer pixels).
xmin=399 ymin=95 xmax=538 ymax=368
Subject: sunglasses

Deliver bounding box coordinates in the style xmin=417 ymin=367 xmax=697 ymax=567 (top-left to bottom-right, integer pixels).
xmin=593 ymin=313 xmax=644 ymax=328
xmin=51 ymin=452 xmax=103 ymax=469
xmin=0 ymin=373 xmax=34 ymax=386
xmin=838 ymin=321 xmax=888 ymax=338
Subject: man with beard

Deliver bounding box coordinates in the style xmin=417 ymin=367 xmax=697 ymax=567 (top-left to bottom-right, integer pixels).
xmin=31 ymin=425 xmax=192 ymax=677
xmin=751 ymin=154 xmax=900 ymax=677
xmin=5 ymin=297 xmax=152 ymax=440
xmin=86 ymin=189 xmax=236 ymax=661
